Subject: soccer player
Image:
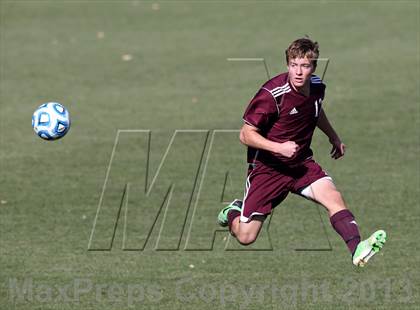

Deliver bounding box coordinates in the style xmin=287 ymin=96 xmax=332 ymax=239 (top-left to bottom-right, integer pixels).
xmin=218 ymin=38 xmax=386 ymax=267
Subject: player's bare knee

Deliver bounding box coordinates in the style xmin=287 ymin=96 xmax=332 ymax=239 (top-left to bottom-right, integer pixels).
xmin=237 ymin=233 xmax=257 ymax=246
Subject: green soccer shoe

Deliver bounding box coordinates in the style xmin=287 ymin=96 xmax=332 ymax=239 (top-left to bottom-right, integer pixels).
xmin=217 ymin=199 xmax=243 ymax=227
xmin=352 ymin=230 xmax=387 ymax=267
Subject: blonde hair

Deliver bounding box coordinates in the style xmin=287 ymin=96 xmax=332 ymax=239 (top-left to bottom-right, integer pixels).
xmin=285 ymin=37 xmax=319 ymax=68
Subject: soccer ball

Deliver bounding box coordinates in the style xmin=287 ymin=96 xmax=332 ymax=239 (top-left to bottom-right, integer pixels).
xmin=32 ymin=102 xmax=71 ymax=140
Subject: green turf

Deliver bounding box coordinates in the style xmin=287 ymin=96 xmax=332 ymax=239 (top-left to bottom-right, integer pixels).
xmin=0 ymin=1 xmax=419 ymax=309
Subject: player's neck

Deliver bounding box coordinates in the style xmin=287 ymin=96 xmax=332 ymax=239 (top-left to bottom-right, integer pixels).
xmin=290 ymin=80 xmax=310 ymax=97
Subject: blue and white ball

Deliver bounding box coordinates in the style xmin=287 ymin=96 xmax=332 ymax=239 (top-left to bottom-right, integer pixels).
xmin=32 ymin=102 xmax=71 ymax=140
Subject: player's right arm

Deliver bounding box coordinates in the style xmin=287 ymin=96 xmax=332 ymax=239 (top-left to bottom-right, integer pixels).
xmin=239 ymin=123 xmax=298 ymax=158
xmin=241 ymin=88 xmax=298 ymax=158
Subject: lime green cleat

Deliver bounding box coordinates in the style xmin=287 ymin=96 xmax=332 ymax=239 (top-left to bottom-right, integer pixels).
xmin=352 ymin=230 xmax=387 ymax=267
xmin=217 ymin=199 xmax=242 ymax=227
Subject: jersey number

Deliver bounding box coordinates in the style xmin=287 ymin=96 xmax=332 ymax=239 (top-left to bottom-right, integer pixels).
xmin=314 ymin=99 xmax=322 ymax=117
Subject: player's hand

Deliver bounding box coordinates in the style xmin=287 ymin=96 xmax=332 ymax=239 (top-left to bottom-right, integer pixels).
xmin=330 ymin=138 xmax=345 ymax=159
xmin=273 ymin=141 xmax=299 ymax=158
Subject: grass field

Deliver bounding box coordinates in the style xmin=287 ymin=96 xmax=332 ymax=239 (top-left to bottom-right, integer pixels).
xmin=0 ymin=1 xmax=419 ymax=309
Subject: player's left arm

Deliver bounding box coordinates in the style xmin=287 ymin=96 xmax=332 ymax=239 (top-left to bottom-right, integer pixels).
xmin=316 ymin=108 xmax=346 ymax=159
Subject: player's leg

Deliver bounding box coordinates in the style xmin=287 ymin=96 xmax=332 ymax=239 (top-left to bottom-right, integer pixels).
xmin=217 ymin=199 xmax=265 ymax=245
xmin=218 ymin=164 xmax=289 ymax=246
xmin=230 ymin=215 xmax=266 ymax=245
xmin=301 ymin=177 xmax=361 ymax=252
xmin=298 ymin=176 xmax=357 ymax=250
xmin=296 ymin=161 xmax=386 ymax=266
xmin=300 ymin=177 xmax=346 ymax=217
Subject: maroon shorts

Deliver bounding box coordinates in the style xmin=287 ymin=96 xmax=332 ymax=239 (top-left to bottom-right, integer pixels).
xmin=241 ymin=159 xmax=330 ymax=222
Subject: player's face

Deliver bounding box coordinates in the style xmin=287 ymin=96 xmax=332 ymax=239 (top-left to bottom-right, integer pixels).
xmin=287 ymin=57 xmax=315 ymax=89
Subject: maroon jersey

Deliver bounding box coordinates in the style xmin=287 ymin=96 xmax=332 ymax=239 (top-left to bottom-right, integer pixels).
xmin=243 ymin=72 xmax=325 ymax=167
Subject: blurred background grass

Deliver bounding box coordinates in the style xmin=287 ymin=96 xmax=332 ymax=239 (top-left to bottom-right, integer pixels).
xmin=0 ymin=1 xmax=418 ymax=309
